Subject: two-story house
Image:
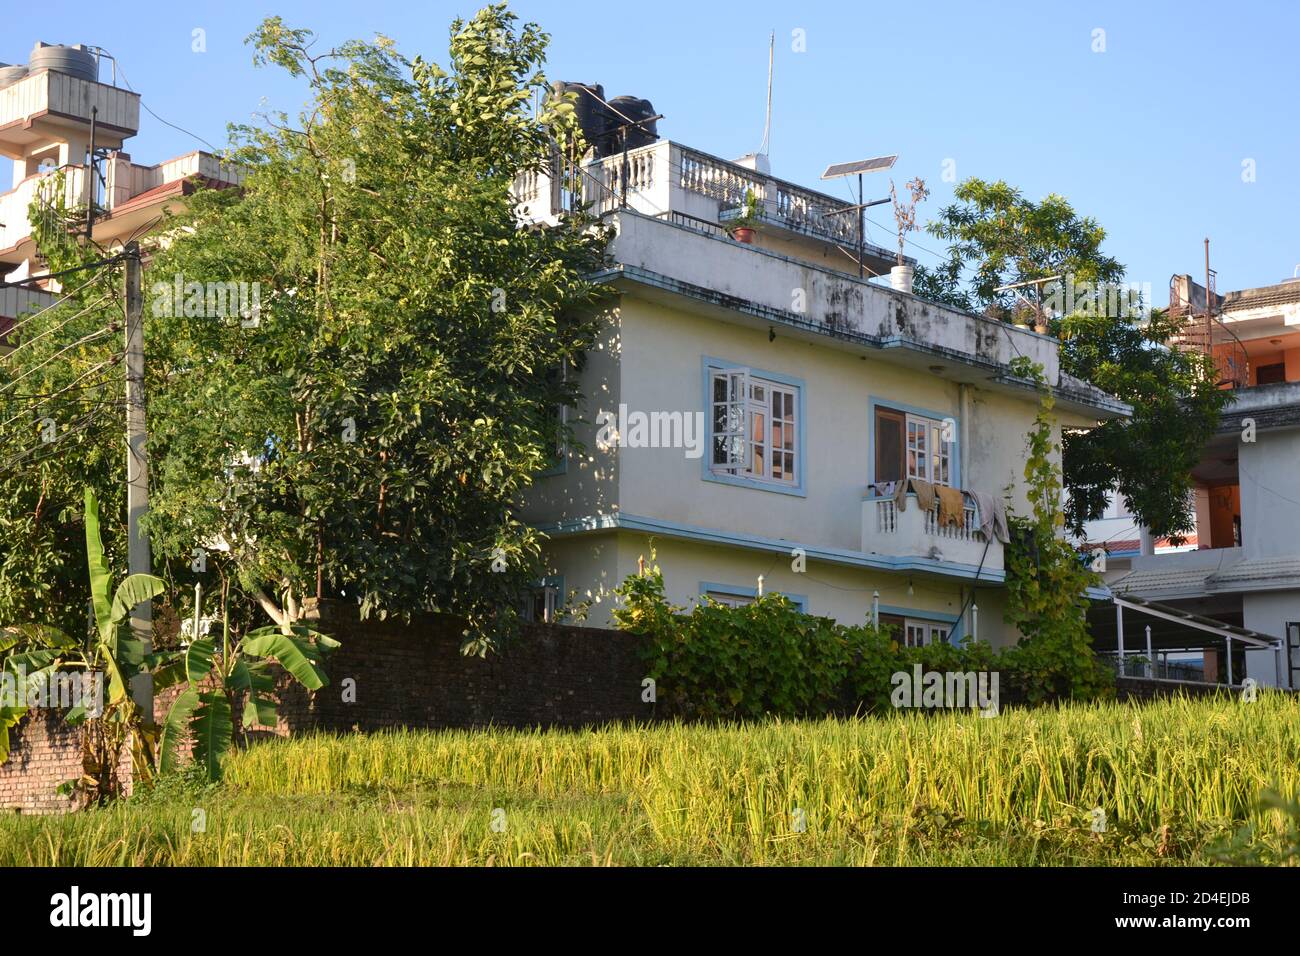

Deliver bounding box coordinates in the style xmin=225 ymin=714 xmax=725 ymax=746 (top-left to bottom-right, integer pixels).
xmin=516 ymin=98 xmax=1128 ymax=648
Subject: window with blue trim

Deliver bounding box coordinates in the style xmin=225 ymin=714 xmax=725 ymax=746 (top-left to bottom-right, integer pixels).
xmin=709 ymin=366 xmax=800 ymax=485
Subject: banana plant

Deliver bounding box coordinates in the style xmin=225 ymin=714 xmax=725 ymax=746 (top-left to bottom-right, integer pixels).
xmin=0 ymin=489 xmax=164 ymax=801
xmin=160 ymin=587 xmax=338 ymax=780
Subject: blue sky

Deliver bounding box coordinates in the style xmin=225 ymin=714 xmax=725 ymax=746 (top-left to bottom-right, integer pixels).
xmin=5 ymin=0 xmax=1298 ymax=291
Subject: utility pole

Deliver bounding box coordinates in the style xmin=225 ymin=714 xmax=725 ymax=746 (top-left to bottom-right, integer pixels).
xmin=124 ymin=241 xmax=152 ymax=714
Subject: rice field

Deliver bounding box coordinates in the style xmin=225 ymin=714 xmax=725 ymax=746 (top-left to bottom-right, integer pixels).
xmin=1 ymin=693 xmax=1297 ymax=866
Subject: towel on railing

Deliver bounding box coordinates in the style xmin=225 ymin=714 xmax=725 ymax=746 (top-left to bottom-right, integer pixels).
xmin=936 ymin=485 xmax=966 ymax=529
xmin=892 ymin=477 xmax=936 ymax=513
xmin=970 ymin=490 xmax=1011 ymax=543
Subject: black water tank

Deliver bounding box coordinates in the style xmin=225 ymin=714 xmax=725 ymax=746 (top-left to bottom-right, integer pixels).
xmin=607 ymin=96 xmax=658 ymax=151
xmin=550 ymin=81 xmax=615 ymax=155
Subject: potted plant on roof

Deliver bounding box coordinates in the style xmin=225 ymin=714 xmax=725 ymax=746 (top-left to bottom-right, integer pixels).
xmin=725 ymin=189 xmax=762 ymax=244
xmin=889 ymin=177 xmax=929 ymax=293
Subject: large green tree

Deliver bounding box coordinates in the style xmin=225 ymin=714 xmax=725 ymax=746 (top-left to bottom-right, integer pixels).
xmin=0 ymin=5 xmax=610 ymax=654
xmin=914 ymin=178 xmax=1229 ymax=541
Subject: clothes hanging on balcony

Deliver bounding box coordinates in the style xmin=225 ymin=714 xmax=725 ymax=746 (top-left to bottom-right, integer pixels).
xmin=894 ymin=477 xmax=935 ymax=514
xmin=936 ymin=485 xmax=966 ymax=529
xmin=970 ymin=490 xmax=1011 ymax=544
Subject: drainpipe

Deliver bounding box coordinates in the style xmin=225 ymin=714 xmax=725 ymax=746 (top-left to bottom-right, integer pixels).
xmin=1116 ymin=602 xmax=1125 ymax=669
xmin=958 ymin=384 xmax=971 ymax=488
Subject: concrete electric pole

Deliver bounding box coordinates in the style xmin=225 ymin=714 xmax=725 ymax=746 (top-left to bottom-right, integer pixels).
xmin=124 ymin=241 xmax=152 ymax=714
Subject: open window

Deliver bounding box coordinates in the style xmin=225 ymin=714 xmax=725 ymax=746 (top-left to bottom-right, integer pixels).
xmin=709 ymin=366 xmax=799 ymax=485
xmin=874 ymin=405 xmax=954 ymax=487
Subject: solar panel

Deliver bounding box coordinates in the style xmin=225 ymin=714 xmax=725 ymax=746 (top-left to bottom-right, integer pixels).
xmin=820 ymin=155 xmax=898 ymax=180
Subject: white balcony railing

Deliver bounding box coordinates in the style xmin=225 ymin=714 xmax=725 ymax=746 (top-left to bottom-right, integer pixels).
xmin=513 ymin=140 xmax=882 ymax=251
xmin=862 ymin=494 xmax=1003 ymax=571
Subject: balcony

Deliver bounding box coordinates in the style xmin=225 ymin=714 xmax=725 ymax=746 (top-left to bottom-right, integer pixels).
xmin=515 ymin=139 xmax=904 ymax=277
xmin=861 ymin=493 xmax=1003 ymax=572
xmin=0 ymin=70 xmax=139 ymax=158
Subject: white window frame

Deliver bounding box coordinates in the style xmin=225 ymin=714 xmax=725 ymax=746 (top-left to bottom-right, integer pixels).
xmin=710 ymin=367 xmax=799 ymax=485
xmin=904 ymin=413 xmax=953 ymax=487
xmin=903 ymin=619 xmax=949 ymax=648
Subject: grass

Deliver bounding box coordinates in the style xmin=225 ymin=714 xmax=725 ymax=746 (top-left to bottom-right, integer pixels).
xmin=1 ymin=693 xmax=1297 ymax=866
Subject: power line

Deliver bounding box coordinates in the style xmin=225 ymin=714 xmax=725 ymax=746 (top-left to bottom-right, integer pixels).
xmin=110 ymin=60 xmax=221 ymax=154
xmin=0 ymin=324 xmax=118 ymax=397
xmin=1 ymin=295 xmax=114 ymax=365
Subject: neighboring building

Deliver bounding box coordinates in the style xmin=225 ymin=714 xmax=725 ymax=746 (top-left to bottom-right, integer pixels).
xmin=516 ymin=99 xmax=1128 ymax=647
xmin=1095 ymin=272 xmax=1300 ymax=688
xmin=0 ymin=42 xmax=241 ymax=319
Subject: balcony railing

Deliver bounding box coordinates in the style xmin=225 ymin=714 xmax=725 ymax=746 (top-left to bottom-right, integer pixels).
xmin=862 ymin=493 xmax=1001 ymax=570
xmin=514 ymin=140 xmax=879 ymax=251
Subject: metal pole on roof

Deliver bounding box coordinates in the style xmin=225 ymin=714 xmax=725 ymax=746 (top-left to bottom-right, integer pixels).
xmin=857 ymin=172 xmax=864 ymax=280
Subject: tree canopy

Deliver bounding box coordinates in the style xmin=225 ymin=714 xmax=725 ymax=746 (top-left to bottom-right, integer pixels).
xmin=0 ymin=4 xmax=611 ymax=653
xmin=914 ymin=178 xmax=1229 ymax=541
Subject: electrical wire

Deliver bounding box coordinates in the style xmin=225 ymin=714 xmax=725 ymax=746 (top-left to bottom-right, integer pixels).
xmin=0 ymin=271 xmax=115 ymax=342
xmin=0 ymin=356 xmax=123 ymax=434
xmin=110 ymin=60 xmax=221 ymax=154
xmin=0 ymin=325 xmax=118 ymax=397
xmin=0 ymin=407 xmax=111 ymax=475
xmin=0 ymin=295 xmax=113 ymax=365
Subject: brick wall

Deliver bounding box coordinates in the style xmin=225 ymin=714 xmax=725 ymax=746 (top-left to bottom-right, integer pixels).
xmin=6 ymin=611 xmax=651 ymax=813
xmin=0 ymin=711 xmax=82 ymax=814
xmin=266 ymin=604 xmax=654 ymax=734
xmin=0 ymin=710 xmax=134 ymax=815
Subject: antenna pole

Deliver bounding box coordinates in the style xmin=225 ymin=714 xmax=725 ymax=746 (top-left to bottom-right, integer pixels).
xmin=759 ymin=30 xmax=774 ymax=156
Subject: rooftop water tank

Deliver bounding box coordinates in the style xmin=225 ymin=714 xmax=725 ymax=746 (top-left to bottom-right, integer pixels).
xmin=28 ymin=43 xmax=97 ymax=83
xmin=550 ymin=81 xmax=613 ymax=156
xmin=607 ymin=96 xmax=658 ymax=152
xmin=0 ymin=63 xmax=30 ymax=89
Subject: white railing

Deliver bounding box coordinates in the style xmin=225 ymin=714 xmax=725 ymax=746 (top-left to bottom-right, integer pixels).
xmin=924 ymin=504 xmax=980 ymax=541
xmin=862 ymin=493 xmax=1003 ymax=571
xmin=876 ymin=498 xmax=899 ymax=534
xmin=0 ymin=165 xmax=91 ymax=252
xmin=676 ymin=146 xmax=767 ymax=207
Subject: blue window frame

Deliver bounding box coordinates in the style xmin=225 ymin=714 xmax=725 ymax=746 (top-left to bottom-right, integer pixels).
xmin=701 ymin=356 xmax=807 ymax=497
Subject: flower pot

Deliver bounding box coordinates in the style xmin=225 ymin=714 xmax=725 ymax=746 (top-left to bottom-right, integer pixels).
xmin=889 ymin=264 xmax=914 ymax=293
xmin=731 ymin=227 xmax=755 ymax=244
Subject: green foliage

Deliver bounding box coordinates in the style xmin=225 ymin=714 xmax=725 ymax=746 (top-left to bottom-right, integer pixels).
xmin=1057 ymin=307 xmax=1231 ymax=541
xmin=0 ymin=206 xmax=126 ymax=638
xmin=0 ymin=490 xmax=165 ymax=802
xmin=914 ymin=178 xmax=1227 ymax=540
xmin=614 ymin=537 xmax=1112 ymax=719
xmin=613 ymin=554 xmax=1041 ymax=720
xmin=139 ymin=6 xmax=610 ymax=653
xmin=158 ymin=586 xmax=338 ymax=781
xmin=1002 ymin=361 xmax=1113 ymax=702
